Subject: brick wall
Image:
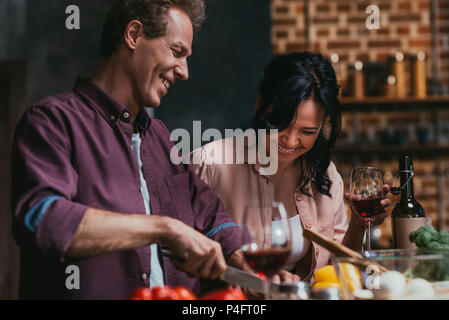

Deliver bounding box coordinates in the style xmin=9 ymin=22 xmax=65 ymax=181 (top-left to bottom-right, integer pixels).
xmin=270 ymin=0 xmax=449 ymax=241
xmin=439 ymin=0 xmax=449 ymax=90
xmin=271 ymin=0 xmax=449 ymax=93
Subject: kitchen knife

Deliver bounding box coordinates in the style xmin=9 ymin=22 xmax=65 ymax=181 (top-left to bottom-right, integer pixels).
xmin=160 ymin=248 xmax=280 ymax=294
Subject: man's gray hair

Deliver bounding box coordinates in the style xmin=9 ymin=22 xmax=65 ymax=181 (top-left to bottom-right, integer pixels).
xmin=100 ymin=0 xmax=206 ymax=57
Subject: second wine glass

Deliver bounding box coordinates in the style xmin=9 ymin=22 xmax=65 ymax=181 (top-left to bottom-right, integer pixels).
xmin=240 ymin=202 xmax=292 ymax=299
xmin=349 ymin=167 xmax=385 ymax=252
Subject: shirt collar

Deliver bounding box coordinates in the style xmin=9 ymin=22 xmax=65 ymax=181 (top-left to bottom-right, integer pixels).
xmin=73 ymin=77 xmax=151 ymax=132
xmin=134 ymin=108 xmax=152 ymax=133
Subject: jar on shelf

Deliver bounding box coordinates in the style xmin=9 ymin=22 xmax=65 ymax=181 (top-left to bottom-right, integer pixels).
xmin=388 ymin=52 xmax=408 ymax=98
xmin=330 ymin=53 xmax=346 ymax=99
xmin=346 ymin=61 xmax=365 ymax=99
xmin=437 ymin=122 xmax=449 ymax=145
xmin=410 ymin=52 xmax=427 ymax=99
xmin=416 ymin=114 xmax=433 ymax=146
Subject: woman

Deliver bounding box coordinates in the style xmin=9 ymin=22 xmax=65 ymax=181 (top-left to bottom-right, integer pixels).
xmin=191 ymin=52 xmax=390 ymax=282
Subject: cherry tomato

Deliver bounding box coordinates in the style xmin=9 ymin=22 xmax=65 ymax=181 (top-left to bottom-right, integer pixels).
xmin=200 ymin=287 xmax=247 ymax=300
xmin=173 ymin=286 xmax=197 ymax=300
xmin=129 ymin=287 xmax=152 ymax=300
xmin=150 ymin=286 xmax=180 ymax=300
xmin=257 ymin=273 xmax=267 ymax=281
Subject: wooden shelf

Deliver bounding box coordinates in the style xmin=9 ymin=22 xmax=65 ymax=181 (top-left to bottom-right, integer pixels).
xmin=332 ymin=144 xmax=449 ymax=157
xmin=341 ymin=95 xmax=449 ymax=111
xmin=337 ymin=95 xmax=449 ymax=232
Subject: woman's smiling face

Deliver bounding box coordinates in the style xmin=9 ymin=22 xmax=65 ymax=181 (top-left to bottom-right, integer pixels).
xmin=267 ymin=96 xmax=326 ymax=167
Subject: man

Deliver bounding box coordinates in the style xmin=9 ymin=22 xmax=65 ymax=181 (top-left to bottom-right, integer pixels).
xmin=11 ymin=0 xmax=245 ymax=299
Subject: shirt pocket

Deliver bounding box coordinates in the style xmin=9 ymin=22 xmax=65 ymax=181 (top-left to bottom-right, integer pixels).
xmin=164 ymin=172 xmax=194 ymax=227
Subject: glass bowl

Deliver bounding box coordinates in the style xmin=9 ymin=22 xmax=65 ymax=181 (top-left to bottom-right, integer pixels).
xmin=332 ymin=249 xmax=449 ymax=300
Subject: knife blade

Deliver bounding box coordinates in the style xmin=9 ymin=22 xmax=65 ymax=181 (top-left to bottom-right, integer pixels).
xmin=220 ymin=264 xmax=274 ymax=294
xmin=160 ymin=248 xmax=280 ymax=294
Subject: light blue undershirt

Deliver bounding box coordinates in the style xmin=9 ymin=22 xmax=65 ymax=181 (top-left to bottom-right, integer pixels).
xmin=132 ymin=133 xmax=164 ymax=288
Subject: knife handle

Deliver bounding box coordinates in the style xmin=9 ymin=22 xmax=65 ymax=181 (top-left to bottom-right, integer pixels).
xmin=160 ymin=248 xmax=185 ymax=261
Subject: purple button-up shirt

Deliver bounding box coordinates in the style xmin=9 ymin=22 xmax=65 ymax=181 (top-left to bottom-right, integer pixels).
xmin=11 ymin=77 xmax=241 ymax=300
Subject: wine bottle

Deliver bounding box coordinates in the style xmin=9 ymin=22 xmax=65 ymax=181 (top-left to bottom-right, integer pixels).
xmin=392 ymin=155 xmax=426 ymax=249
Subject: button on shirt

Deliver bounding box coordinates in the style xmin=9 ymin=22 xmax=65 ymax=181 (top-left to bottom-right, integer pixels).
xmin=11 ymin=77 xmax=241 ymax=299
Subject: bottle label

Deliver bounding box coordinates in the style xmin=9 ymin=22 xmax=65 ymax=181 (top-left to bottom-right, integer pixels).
xmin=393 ymin=218 xmax=427 ymax=249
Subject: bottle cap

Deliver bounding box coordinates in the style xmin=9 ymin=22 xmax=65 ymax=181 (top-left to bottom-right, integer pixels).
xmin=355 ymin=61 xmax=363 ymax=71
xmin=330 ymin=53 xmax=340 ymax=64
xmin=417 ymin=52 xmax=426 ymax=61
xmin=395 ymin=52 xmax=404 ymax=62
xmin=399 ymin=155 xmax=413 ymax=171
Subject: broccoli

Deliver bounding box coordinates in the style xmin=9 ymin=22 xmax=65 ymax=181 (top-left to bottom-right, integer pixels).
xmin=405 ymin=225 xmax=449 ymax=281
xmin=436 ymin=231 xmax=449 ymax=247
xmin=404 ymin=258 xmax=449 ymax=282
xmin=409 ymin=225 xmax=449 ymax=249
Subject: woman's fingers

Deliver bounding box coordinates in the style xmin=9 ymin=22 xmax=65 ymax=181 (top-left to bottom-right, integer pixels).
xmin=371 ymin=212 xmax=388 ymax=226
xmin=271 ymin=274 xmax=281 ymax=284
xmin=380 ymin=198 xmax=392 ymax=208
xmin=274 ymin=270 xmax=301 ymax=283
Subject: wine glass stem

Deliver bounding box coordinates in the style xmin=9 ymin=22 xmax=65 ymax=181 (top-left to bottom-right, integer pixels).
xmin=365 ymin=219 xmax=371 ymax=252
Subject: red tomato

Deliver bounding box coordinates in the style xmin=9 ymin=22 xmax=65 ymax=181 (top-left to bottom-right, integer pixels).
xmin=150 ymin=286 xmax=180 ymax=300
xmin=257 ymin=273 xmax=267 ymax=281
xmin=200 ymin=287 xmax=247 ymax=300
xmin=129 ymin=287 xmax=152 ymax=300
xmin=173 ymin=286 xmax=197 ymax=300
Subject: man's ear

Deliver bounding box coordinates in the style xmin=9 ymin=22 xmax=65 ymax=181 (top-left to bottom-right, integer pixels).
xmin=124 ymin=20 xmax=144 ymax=51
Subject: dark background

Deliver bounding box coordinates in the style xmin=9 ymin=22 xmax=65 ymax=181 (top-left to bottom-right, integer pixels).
xmin=0 ymin=0 xmax=271 ymax=299
xmin=2 ymin=0 xmax=271 ymax=131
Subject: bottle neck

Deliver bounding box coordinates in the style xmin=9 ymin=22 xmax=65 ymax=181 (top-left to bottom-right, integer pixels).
xmin=400 ymin=171 xmax=415 ymax=201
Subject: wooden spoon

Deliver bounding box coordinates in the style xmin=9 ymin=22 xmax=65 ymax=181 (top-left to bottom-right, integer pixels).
xmin=303 ymin=228 xmax=390 ymax=273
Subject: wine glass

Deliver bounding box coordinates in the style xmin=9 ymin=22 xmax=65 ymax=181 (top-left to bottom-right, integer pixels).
xmin=349 ymin=167 xmax=385 ymax=252
xmin=240 ymin=202 xmax=292 ymax=299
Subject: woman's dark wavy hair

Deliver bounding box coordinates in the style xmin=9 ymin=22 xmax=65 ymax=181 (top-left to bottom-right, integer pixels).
xmin=253 ymin=52 xmax=341 ymax=198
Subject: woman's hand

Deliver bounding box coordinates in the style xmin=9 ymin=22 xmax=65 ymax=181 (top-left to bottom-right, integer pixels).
xmin=239 ymin=270 xmax=301 ymax=300
xmin=345 ymin=184 xmax=392 ymax=228
xmin=272 ymin=270 xmax=301 ymax=284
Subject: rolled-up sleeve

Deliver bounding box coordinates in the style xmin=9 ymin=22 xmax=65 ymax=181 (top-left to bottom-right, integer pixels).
xmin=11 ymin=105 xmax=88 ymax=262
xmin=185 ymin=166 xmax=241 ymax=258
xmin=183 ymin=148 xmax=240 ymax=257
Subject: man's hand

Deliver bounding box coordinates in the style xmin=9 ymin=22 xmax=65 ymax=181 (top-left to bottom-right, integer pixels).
xmin=345 ymin=184 xmax=392 ymax=228
xmin=67 ymin=210 xmax=227 ymax=280
xmin=162 ymin=218 xmax=227 ymax=280
xmin=226 ymin=249 xmax=252 ymax=272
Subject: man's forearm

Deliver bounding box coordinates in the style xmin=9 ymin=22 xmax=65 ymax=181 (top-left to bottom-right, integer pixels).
xmin=66 ymin=208 xmax=169 ymax=258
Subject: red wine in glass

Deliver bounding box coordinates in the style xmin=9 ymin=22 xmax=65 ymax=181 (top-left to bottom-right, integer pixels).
xmin=243 ymin=247 xmax=291 ymax=278
xmin=240 ymin=203 xmax=291 ymax=298
xmin=350 ymin=196 xmax=383 ymax=218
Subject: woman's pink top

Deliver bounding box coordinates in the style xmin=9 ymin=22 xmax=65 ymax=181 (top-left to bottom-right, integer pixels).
xmin=190 ymin=137 xmax=349 ymax=281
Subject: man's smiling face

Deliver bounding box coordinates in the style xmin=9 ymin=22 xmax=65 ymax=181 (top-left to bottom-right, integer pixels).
xmin=128 ymin=8 xmax=193 ymax=108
